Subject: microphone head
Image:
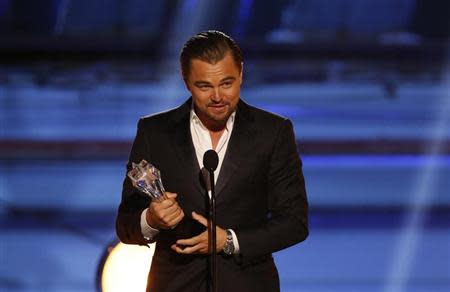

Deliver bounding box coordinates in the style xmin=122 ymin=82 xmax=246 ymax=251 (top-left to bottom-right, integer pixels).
xmin=203 ymin=150 xmax=219 ymax=172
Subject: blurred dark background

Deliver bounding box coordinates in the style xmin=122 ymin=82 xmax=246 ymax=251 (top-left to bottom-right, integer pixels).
xmin=1 ymin=0 xmax=449 ymax=291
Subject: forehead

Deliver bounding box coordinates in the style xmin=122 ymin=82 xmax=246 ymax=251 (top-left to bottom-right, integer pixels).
xmin=187 ymin=54 xmax=240 ymax=81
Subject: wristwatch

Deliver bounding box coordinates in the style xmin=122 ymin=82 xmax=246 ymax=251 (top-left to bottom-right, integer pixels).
xmin=223 ymin=229 xmax=235 ymax=255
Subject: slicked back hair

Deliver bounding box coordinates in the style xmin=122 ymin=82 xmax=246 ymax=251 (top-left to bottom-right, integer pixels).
xmin=180 ymin=30 xmax=243 ymax=81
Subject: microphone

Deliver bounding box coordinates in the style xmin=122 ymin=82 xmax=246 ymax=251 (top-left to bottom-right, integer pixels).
xmin=202 ymin=149 xmax=219 ymax=292
xmin=203 ymin=149 xmax=219 ymax=172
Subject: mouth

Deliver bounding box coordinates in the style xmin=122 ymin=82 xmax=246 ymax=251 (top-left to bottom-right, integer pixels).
xmin=208 ymin=104 xmax=228 ymax=112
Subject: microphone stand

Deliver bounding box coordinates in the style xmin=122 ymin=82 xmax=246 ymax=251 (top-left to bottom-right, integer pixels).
xmin=203 ymin=149 xmax=218 ymax=292
xmin=207 ymin=169 xmax=217 ymax=292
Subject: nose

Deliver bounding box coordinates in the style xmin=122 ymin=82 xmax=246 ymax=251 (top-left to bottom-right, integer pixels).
xmin=210 ymin=87 xmax=221 ymax=102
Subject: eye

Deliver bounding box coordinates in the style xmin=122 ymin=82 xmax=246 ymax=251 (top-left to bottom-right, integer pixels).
xmin=221 ymin=81 xmax=232 ymax=88
xmin=197 ymin=84 xmax=211 ymax=91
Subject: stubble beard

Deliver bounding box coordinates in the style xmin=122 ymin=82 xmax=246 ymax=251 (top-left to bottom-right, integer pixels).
xmin=201 ymin=104 xmax=235 ymax=131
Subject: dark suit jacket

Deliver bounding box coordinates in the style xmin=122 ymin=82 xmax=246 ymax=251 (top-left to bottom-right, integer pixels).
xmin=116 ymin=98 xmax=308 ymax=292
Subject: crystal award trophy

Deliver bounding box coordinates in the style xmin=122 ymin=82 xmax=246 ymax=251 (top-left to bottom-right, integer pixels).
xmin=127 ymin=160 xmax=168 ymax=202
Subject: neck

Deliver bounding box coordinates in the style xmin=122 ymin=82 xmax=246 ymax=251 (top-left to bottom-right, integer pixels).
xmin=194 ymin=108 xmax=227 ymax=132
xmin=209 ymin=130 xmax=225 ymax=150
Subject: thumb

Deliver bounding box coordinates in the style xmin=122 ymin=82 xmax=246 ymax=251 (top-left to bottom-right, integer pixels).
xmin=192 ymin=211 xmax=208 ymax=227
xmin=165 ymin=192 xmax=177 ymax=199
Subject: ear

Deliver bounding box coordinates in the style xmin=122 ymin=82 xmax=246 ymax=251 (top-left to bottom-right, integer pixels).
xmin=183 ymin=78 xmax=191 ymax=92
xmin=239 ymin=62 xmax=244 ymax=85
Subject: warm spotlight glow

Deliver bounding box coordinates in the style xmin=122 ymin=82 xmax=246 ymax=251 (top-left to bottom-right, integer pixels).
xmin=101 ymin=242 xmax=155 ymax=292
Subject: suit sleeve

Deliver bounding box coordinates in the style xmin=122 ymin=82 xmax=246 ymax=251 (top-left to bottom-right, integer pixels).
xmin=116 ymin=118 xmax=153 ymax=245
xmin=235 ymin=119 xmax=309 ymax=258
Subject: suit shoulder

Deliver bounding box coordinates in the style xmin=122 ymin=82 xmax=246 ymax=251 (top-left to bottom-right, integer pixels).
xmin=141 ymin=106 xmax=178 ymax=122
xmin=244 ymin=102 xmax=289 ymax=126
xmin=138 ymin=106 xmax=180 ymax=128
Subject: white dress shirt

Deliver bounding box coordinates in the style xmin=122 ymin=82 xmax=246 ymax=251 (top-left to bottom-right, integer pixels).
xmin=140 ymin=107 xmax=240 ymax=253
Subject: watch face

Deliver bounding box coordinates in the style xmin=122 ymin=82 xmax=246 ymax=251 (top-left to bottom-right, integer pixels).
xmin=224 ymin=230 xmax=234 ymax=255
xmin=224 ymin=243 xmax=233 ymax=255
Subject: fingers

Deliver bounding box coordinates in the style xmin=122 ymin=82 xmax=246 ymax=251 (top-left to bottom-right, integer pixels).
xmin=171 ymin=222 xmax=227 ymax=255
xmin=171 ymin=231 xmax=209 ymax=254
xmin=147 ymin=192 xmax=184 ymax=229
xmin=165 ymin=192 xmax=177 ymax=200
xmin=151 ymin=205 xmax=184 ymax=229
xmin=176 ymin=233 xmax=204 ymax=246
xmin=152 ymin=192 xmax=177 ymax=210
xmin=150 ymin=201 xmax=177 ymax=219
xmin=191 ymin=211 xmax=208 ymax=227
xmin=157 ymin=195 xmax=177 ymax=209
xmin=171 ymin=243 xmax=208 ymax=254
xmin=163 ymin=206 xmax=185 ymax=227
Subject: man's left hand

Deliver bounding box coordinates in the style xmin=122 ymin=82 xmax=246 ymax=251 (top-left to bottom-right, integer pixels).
xmin=171 ymin=211 xmax=227 ymax=254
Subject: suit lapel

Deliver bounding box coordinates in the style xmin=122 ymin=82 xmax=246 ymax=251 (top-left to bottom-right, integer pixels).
xmin=170 ymin=99 xmax=205 ymax=198
xmin=170 ymin=99 xmax=255 ymax=201
xmin=215 ymin=100 xmax=254 ymax=198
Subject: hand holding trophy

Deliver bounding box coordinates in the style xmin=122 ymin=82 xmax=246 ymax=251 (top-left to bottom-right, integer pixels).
xmin=127 ymin=160 xmax=196 ymax=237
xmin=127 ymin=160 xmax=168 ymax=202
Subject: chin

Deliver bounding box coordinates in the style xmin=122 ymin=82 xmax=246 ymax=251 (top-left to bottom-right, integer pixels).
xmin=211 ymin=112 xmax=231 ymax=123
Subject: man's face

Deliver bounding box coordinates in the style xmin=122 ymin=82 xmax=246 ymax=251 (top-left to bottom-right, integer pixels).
xmin=185 ymin=53 xmax=242 ymax=131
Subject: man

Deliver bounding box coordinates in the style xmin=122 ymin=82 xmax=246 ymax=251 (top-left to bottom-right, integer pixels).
xmin=116 ymin=30 xmax=308 ymax=292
